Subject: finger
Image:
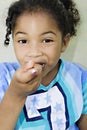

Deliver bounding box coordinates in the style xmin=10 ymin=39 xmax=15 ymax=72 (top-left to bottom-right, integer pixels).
xmin=34 ymin=63 xmax=43 ymax=74
xmin=23 ymin=61 xmax=35 ymax=72
xmin=16 ymin=67 xmax=38 ymax=83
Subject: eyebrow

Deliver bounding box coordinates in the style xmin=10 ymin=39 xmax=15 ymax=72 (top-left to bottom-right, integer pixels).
xmin=15 ymin=31 xmax=27 ymax=36
xmin=40 ymin=31 xmax=56 ymax=36
xmin=15 ymin=31 xmax=56 ymax=36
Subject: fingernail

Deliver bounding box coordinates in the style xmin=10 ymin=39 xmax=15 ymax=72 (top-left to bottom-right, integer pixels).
xmin=31 ymin=69 xmax=37 ymax=75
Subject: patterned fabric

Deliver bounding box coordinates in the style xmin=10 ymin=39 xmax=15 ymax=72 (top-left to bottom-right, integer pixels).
xmin=0 ymin=60 xmax=87 ymax=130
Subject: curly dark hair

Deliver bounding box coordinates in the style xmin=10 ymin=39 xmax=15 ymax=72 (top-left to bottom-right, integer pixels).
xmin=4 ymin=0 xmax=80 ymax=45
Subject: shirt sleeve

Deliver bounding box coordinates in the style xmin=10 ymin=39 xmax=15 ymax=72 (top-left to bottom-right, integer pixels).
xmin=82 ymin=80 xmax=87 ymax=114
xmin=0 ymin=62 xmax=17 ymax=103
xmin=82 ymin=70 xmax=87 ymax=114
xmin=0 ymin=63 xmax=9 ymax=102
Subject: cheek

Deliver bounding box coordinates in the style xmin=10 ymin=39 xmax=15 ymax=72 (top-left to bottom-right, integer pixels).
xmin=13 ymin=46 xmax=26 ymax=64
xmin=15 ymin=51 xmax=23 ymax=64
xmin=48 ymin=45 xmax=61 ymax=57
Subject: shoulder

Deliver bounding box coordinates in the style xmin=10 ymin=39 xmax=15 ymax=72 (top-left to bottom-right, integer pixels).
xmin=0 ymin=62 xmax=20 ymax=82
xmin=62 ymin=59 xmax=87 ymax=72
xmin=0 ymin=62 xmax=19 ymax=72
xmin=0 ymin=61 xmax=20 ymax=82
xmin=59 ymin=59 xmax=87 ymax=92
xmin=0 ymin=62 xmax=20 ymax=102
xmin=61 ymin=59 xmax=87 ymax=83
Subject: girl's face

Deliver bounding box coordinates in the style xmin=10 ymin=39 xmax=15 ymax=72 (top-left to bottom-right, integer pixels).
xmin=13 ymin=11 xmax=69 ymax=85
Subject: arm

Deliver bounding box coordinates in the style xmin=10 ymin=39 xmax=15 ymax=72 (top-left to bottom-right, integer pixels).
xmin=0 ymin=62 xmax=42 ymax=130
xmin=0 ymin=89 xmax=26 ymax=130
xmin=77 ymin=114 xmax=87 ymax=130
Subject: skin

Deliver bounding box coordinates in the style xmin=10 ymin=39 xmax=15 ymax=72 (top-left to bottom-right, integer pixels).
xmin=0 ymin=11 xmax=87 ymax=130
xmin=13 ymin=11 xmax=69 ymax=86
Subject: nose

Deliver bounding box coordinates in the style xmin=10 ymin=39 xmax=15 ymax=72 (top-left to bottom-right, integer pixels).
xmin=28 ymin=51 xmax=42 ymax=58
xmin=26 ymin=44 xmax=43 ymax=58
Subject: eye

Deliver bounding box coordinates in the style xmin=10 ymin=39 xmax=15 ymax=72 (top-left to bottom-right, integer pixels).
xmin=18 ymin=39 xmax=28 ymax=44
xmin=43 ymin=39 xmax=54 ymax=43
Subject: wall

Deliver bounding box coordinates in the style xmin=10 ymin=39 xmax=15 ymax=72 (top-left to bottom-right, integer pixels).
xmin=0 ymin=0 xmax=87 ymax=68
xmin=61 ymin=0 xmax=87 ymax=68
xmin=0 ymin=0 xmax=17 ymax=62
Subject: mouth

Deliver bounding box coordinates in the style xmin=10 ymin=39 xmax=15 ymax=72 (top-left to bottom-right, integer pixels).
xmin=39 ymin=63 xmax=45 ymax=70
xmin=24 ymin=59 xmax=46 ymax=70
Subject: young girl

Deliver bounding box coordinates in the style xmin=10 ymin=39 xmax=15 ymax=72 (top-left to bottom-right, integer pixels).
xmin=0 ymin=0 xmax=87 ymax=129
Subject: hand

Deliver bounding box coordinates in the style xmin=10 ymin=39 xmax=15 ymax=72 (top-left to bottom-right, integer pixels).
xmin=0 ymin=61 xmax=43 ymax=130
xmin=77 ymin=114 xmax=87 ymax=130
xmin=9 ymin=61 xmax=42 ymax=100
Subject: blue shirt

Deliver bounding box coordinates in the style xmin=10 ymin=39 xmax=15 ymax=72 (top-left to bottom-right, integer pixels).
xmin=0 ymin=60 xmax=87 ymax=130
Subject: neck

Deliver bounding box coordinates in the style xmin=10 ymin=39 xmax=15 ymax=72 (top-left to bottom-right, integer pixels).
xmin=41 ymin=61 xmax=61 ymax=86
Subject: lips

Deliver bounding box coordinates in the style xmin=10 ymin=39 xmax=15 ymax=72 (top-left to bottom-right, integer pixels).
xmin=24 ymin=57 xmax=47 ymax=70
xmin=37 ymin=62 xmax=45 ymax=70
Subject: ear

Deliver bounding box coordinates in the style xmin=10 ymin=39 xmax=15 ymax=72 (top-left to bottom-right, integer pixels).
xmin=61 ymin=33 xmax=70 ymax=52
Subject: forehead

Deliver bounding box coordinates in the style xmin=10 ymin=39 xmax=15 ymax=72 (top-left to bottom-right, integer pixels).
xmin=16 ymin=11 xmax=57 ymax=26
xmin=14 ymin=11 xmax=59 ymax=31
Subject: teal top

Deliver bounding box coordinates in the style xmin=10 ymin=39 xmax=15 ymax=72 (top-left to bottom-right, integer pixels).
xmin=0 ymin=59 xmax=87 ymax=130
